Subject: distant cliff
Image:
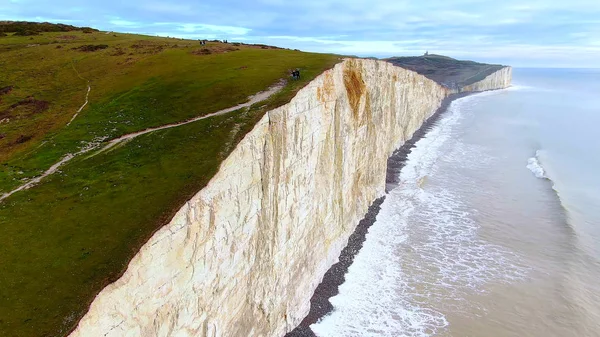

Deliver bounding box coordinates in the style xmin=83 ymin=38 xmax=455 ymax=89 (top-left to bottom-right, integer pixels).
xmin=386 ymin=54 xmax=507 ymax=90
xmin=459 ymin=66 xmax=512 ymax=92
xmin=70 ymin=59 xmax=511 ymax=337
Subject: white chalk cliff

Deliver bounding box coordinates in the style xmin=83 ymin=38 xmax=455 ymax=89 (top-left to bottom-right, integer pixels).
xmin=460 ymin=66 xmax=512 ymax=93
xmin=70 ymin=59 xmax=511 ymax=337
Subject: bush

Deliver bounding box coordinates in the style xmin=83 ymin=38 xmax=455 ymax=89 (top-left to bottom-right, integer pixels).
xmin=73 ymin=44 xmax=109 ymax=52
xmin=0 ymin=21 xmax=93 ymax=33
xmin=14 ymin=29 xmax=39 ymax=36
xmin=0 ymin=32 xmax=6 ymax=37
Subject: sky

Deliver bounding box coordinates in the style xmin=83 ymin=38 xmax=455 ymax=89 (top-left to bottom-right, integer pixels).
xmin=2 ymin=0 xmax=600 ymax=67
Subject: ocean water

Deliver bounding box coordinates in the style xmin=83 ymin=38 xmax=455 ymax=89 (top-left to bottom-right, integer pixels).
xmin=312 ymin=68 xmax=600 ymax=337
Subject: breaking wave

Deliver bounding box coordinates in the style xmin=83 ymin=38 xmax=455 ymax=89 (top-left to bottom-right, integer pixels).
xmin=527 ymin=151 xmax=547 ymax=179
xmin=312 ymin=93 xmax=527 ymax=337
xmin=527 ymin=150 xmax=575 ymax=233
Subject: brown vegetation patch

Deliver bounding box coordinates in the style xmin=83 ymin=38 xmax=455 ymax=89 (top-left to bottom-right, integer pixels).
xmin=0 ymin=86 xmax=13 ymax=104
xmin=117 ymin=57 xmax=137 ymax=66
xmin=130 ymin=41 xmax=166 ymax=54
xmin=11 ymin=97 xmax=50 ymax=113
xmin=191 ymin=44 xmax=239 ymax=56
xmin=110 ymin=47 xmax=126 ymax=56
xmin=0 ymin=86 xmax=13 ymax=95
xmin=192 ymin=48 xmax=212 ymax=55
xmin=14 ymin=134 xmax=33 ymax=144
xmin=343 ymin=61 xmax=366 ymax=120
xmin=0 ymin=97 xmax=50 ymax=119
xmin=73 ymin=44 xmax=108 ymax=52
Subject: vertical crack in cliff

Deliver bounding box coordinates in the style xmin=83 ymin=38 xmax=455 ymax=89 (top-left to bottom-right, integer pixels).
xmin=332 ymin=99 xmax=344 ymax=241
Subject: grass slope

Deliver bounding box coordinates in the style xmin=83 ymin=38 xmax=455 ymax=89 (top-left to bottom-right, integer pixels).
xmin=385 ymin=54 xmax=505 ymax=89
xmin=0 ymin=27 xmax=339 ymax=337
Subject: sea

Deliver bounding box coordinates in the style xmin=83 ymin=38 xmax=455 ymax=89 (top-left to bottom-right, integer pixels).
xmin=311 ymin=68 xmax=600 ymax=337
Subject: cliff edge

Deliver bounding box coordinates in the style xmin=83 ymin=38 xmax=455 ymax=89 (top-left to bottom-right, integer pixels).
xmin=70 ymin=59 xmax=511 ymax=337
xmin=386 ymin=54 xmax=508 ymax=91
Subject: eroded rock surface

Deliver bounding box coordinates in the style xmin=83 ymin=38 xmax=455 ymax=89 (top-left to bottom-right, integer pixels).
xmin=70 ymin=59 xmax=511 ymax=337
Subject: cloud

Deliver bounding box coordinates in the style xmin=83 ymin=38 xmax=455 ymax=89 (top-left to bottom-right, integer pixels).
xmin=2 ymin=0 xmax=600 ymax=67
xmin=108 ymin=18 xmax=142 ymax=27
xmin=140 ymin=2 xmax=194 ymax=15
xmin=176 ymin=23 xmax=250 ymax=35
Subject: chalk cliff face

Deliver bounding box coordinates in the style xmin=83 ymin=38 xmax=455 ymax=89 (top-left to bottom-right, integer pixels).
xmin=70 ymin=60 xmax=511 ymax=337
xmin=460 ymin=66 xmax=512 ymax=93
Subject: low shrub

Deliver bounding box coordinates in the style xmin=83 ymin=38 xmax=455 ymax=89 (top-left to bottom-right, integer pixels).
xmin=14 ymin=29 xmax=39 ymax=36
xmin=73 ymin=44 xmax=109 ymax=52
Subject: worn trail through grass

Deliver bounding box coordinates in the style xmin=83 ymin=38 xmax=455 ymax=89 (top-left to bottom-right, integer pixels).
xmin=66 ymin=62 xmax=91 ymax=126
xmin=98 ymin=79 xmax=286 ymax=154
xmin=0 ymin=28 xmax=341 ymax=336
xmin=66 ymin=84 xmax=90 ymax=126
xmin=0 ymin=80 xmax=285 ymax=203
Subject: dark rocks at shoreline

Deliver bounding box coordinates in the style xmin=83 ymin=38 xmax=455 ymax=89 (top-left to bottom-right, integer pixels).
xmin=286 ymin=197 xmax=385 ymax=337
xmin=285 ymin=92 xmax=471 ymax=336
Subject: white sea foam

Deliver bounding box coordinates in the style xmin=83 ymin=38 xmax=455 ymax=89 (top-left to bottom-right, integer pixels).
xmin=312 ymin=94 xmax=526 ymax=337
xmin=527 ymin=151 xmax=547 ymax=179
xmin=507 ymin=84 xmax=535 ymax=91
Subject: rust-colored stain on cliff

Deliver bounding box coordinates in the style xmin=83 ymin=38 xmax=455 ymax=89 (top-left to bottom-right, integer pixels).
xmin=343 ymin=61 xmax=366 ymax=120
xmin=317 ymin=72 xmax=335 ymax=104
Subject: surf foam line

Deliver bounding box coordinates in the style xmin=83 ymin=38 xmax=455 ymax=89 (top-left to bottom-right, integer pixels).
xmin=288 ymin=89 xmax=517 ymax=337
xmin=307 ymin=90 xmax=526 ymax=337
xmin=527 ymin=150 xmax=576 ymax=233
xmin=285 ymin=92 xmax=475 ymax=337
xmin=527 ymin=150 xmax=547 ymax=179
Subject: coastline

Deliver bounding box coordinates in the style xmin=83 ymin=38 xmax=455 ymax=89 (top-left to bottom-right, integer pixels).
xmin=285 ymin=92 xmax=472 ymax=337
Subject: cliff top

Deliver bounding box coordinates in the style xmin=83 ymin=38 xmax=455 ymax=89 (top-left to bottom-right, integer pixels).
xmin=385 ymin=54 xmax=506 ymax=89
xmin=0 ymin=26 xmax=339 ymax=337
xmin=0 ymin=23 xmax=507 ymax=337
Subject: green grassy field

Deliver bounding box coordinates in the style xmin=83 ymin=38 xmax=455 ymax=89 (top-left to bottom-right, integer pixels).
xmin=0 ymin=26 xmax=340 ymax=337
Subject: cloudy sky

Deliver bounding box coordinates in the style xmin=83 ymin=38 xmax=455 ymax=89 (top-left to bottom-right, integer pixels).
xmin=2 ymin=0 xmax=600 ymax=67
